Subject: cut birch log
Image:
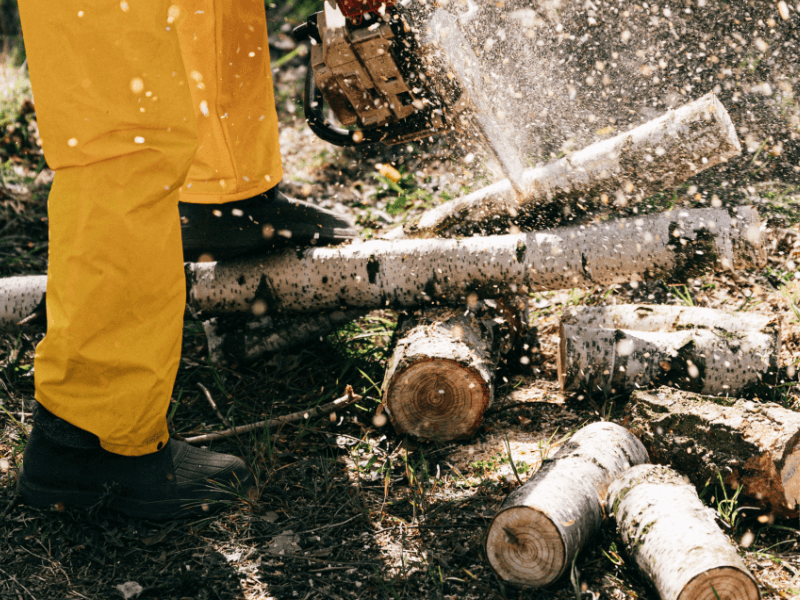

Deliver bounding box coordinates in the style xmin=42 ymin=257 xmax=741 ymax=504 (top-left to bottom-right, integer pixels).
xmin=558 ymin=306 xmax=780 ymax=396
xmin=607 ymin=464 xmax=760 ymax=600
xmin=382 ymin=299 xmax=525 ymax=441
xmin=0 ymin=275 xmax=46 ymax=332
xmin=185 ymin=207 xmax=763 ymax=318
xmin=629 ymin=387 xmax=800 ymax=518
xmin=202 ymin=309 xmax=366 ymax=365
xmin=405 ymin=93 xmax=741 ymax=238
xmin=485 ymin=422 xmax=648 ymax=587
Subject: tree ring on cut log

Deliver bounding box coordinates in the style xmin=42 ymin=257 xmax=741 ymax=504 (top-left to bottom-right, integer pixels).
xmin=485 ymin=506 xmax=565 ymax=587
xmin=679 ymin=567 xmax=759 ymax=600
xmin=384 ymin=358 xmax=489 ymax=440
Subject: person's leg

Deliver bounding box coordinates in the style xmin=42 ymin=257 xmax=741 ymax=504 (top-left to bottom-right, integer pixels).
xmin=22 ymin=0 xmax=193 ymax=456
xmin=175 ymin=0 xmax=357 ymax=261
xmin=16 ymin=0 xmax=250 ymax=518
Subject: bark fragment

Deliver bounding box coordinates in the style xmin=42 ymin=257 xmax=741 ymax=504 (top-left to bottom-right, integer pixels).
xmin=628 ymin=387 xmax=800 ymax=518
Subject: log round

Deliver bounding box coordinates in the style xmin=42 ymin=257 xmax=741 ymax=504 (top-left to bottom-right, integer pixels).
xmin=485 ymin=422 xmax=648 ymax=587
xmin=406 ymin=93 xmax=741 ymax=238
xmin=607 ymin=464 xmax=760 ymax=600
xmin=382 ymin=305 xmax=518 ymax=441
xmin=630 ymin=387 xmax=800 ymax=518
xmin=185 ymin=207 xmax=763 ymax=318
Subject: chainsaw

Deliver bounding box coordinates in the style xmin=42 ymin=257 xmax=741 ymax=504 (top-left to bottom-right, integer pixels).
xmin=293 ymin=0 xmax=524 ymax=188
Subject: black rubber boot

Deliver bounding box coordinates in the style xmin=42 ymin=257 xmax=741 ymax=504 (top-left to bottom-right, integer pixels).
xmin=180 ymin=187 xmax=358 ymax=262
xmin=17 ymin=404 xmax=253 ymax=520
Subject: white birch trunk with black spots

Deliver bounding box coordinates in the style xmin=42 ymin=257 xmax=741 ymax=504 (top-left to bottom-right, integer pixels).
xmin=558 ymin=305 xmax=780 ymax=396
xmin=184 ymin=207 xmax=763 ymax=318
xmin=607 ymin=464 xmax=760 ymax=600
xmin=0 ymin=275 xmax=46 ymax=332
xmin=629 ymin=387 xmax=800 ymax=518
xmin=406 ymin=93 xmax=741 ymax=238
xmin=485 ymin=422 xmax=648 ymax=587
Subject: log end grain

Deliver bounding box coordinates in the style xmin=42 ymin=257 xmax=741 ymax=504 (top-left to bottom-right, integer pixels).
xmin=384 ymin=358 xmax=490 ymax=441
xmin=485 ymin=506 xmax=565 ymax=587
xmin=678 ymin=566 xmax=759 ymax=600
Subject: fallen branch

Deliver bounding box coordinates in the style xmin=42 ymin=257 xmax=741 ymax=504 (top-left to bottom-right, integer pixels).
xmin=607 ymin=464 xmax=760 ymax=600
xmin=202 ymin=309 xmax=366 ymax=365
xmin=382 ymin=300 xmax=526 ymax=441
xmin=558 ymin=305 xmax=780 ymax=396
xmin=406 ymin=93 xmax=741 ymax=238
xmin=629 ymin=387 xmax=800 ymax=517
xmin=183 ymin=387 xmax=361 ymax=445
xmin=485 ymin=422 xmax=648 ymax=587
xmin=185 ymin=207 xmax=763 ymax=318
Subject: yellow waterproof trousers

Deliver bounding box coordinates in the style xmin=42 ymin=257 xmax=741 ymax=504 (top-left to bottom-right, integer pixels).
xmin=18 ymin=0 xmax=282 ymax=455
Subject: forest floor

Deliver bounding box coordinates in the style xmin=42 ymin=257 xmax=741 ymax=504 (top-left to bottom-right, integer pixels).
xmin=2 ymin=2 xmax=800 ymax=599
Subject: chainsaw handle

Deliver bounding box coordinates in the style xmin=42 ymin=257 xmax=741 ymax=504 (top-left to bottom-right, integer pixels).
xmin=303 ymin=61 xmax=385 ymax=147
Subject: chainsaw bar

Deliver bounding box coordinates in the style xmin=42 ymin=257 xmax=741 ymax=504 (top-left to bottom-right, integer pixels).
xmin=427 ymin=9 xmax=525 ymax=194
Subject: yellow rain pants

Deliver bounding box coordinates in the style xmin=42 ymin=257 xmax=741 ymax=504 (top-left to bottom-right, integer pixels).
xmin=18 ymin=0 xmax=282 ymax=456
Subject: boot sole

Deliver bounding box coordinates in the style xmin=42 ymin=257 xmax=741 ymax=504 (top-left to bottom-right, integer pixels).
xmin=17 ymin=466 xmax=236 ymax=520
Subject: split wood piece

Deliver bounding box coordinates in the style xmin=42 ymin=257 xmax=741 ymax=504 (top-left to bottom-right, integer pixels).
xmin=485 ymin=422 xmax=648 ymax=587
xmin=183 ymin=387 xmax=361 ymax=445
xmin=406 ymin=93 xmax=741 ymax=238
xmin=382 ymin=300 xmax=525 ymax=441
xmin=629 ymin=387 xmax=800 ymax=518
xmin=185 ymin=207 xmax=763 ymax=318
xmin=558 ymin=306 xmax=780 ymax=396
xmin=607 ymin=464 xmax=760 ymax=600
xmin=202 ymin=309 xmax=366 ymax=365
xmin=0 ymin=275 xmax=46 ymax=332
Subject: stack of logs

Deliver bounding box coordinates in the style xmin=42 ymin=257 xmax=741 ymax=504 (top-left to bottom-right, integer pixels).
xmin=485 ymin=419 xmax=763 ymax=599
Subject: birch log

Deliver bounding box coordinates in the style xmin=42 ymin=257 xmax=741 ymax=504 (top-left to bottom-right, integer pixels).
xmin=406 ymin=93 xmax=741 ymax=238
xmin=607 ymin=464 xmax=760 ymax=600
xmin=382 ymin=300 xmax=524 ymax=441
xmin=185 ymin=207 xmax=763 ymax=318
xmin=558 ymin=306 xmax=780 ymax=396
xmin=485 ymin=422 xmax=648 ymax=587
xmin=629 ymin=387 xmax=800 ymax=518
xmin=202 ymin=310 xmax=365 ymax=365
xmin=0 ymin=274 xmax=46 ymax=332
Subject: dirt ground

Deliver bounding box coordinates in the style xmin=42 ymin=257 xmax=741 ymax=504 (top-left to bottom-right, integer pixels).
xmin=2 ymin=0 xmax=800 ymax=599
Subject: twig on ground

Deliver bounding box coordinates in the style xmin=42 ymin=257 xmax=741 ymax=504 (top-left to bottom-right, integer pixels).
xmin=0 ymin=565 xmax=38 ymax=600
xmin=196 ymin=382 xmax=241 ymax=445
xmin=0 ymin=404 xmax=29 ymax=438
xmin=183 ymin=385 xmax=360 ymax=445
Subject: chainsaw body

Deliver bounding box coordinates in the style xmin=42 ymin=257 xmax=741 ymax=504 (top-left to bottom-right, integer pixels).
xmin=296 ymin=0 xmax=525 ymax=188
xmin=297 ymin=0 xmax=466 ymax=146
